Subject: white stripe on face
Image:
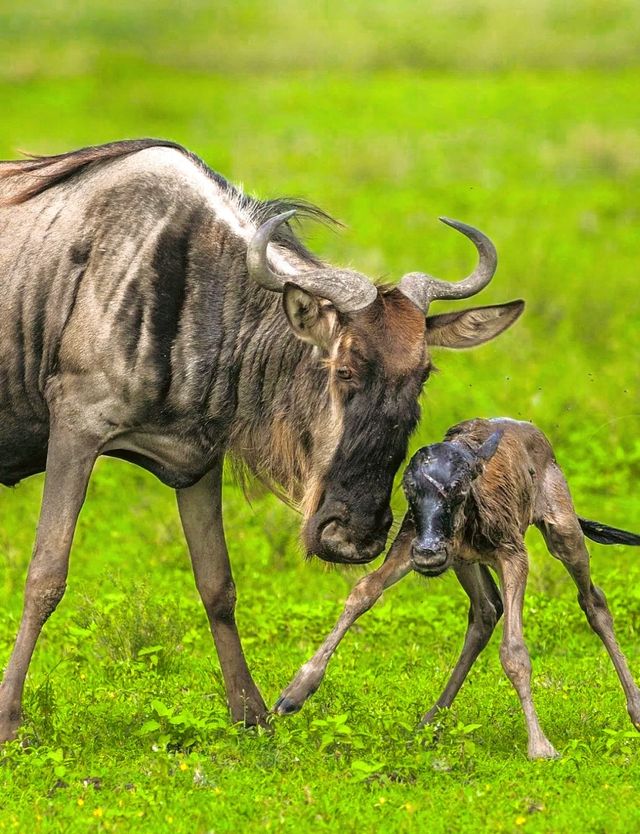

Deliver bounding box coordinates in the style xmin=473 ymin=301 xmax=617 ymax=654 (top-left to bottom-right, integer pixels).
xmin=300 ymin=332 xmax=349 ymax=521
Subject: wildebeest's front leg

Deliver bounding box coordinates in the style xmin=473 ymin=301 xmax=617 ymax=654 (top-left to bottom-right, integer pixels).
xmin=0 ymin=426 xmax=97 ymax=744
xmin=273 ymin=517 xmax=415 ymax=716
xmin=177 ymin=463 xmax=267 ymax=727
xmin=421 ymin=563 xmax=502 ymax=725
xmin=497 ymin=550 xmax=558 ymax=759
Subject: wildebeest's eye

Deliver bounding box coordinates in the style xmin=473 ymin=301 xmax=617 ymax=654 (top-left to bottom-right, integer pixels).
xmin=337 ymin=366 xmax=352 ymax=381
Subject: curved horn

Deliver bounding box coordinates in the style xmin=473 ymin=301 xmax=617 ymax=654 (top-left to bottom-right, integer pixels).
xmin=397 ymin=217 xmax=498 ymax=314
xmin=246 ymin=210 xmax=377 ymax=313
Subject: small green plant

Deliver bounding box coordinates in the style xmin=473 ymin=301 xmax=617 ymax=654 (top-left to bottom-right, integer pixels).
xmin=136 ymin=700 xmax=227 ymax=751
xmin=308 ymin=713 xmax=365 ymax=754
xmin=349 ymin=758 xmax=387 ymax=783
xmin=602 ymin=727 xmax=640 ymax=762
xmin=71 ymin=581 xmax=192 ymax=677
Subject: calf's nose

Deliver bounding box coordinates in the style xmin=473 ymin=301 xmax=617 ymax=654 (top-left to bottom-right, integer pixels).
xmin=411 ymin=540 xmax=449 ymax=574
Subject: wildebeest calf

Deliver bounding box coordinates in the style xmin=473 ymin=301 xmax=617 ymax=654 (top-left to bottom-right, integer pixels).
xmin=274 ymin=417 xmax=640 ymax=759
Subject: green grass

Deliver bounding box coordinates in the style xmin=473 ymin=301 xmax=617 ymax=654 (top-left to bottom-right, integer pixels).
xmin=1 ymin=2 xmax=640 ymax=832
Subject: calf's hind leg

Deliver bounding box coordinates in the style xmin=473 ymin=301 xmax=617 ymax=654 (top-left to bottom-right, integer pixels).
xmin=421 ymin=563 xmax=502 ymax=725
xmin=538 ymin=468 xmax=640 ymax=729
xmin=0 ymin=426 xmax=97 ymax=744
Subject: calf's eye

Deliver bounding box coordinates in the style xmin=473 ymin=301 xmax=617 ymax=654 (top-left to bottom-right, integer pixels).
xmin=337 ymin=366 xmax=352 ymax=381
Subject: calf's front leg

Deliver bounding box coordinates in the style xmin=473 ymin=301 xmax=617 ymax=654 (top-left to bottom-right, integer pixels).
xmin=177 ymin=463 xmax=267 ymax=727
xmin=421 ymin=563 xmax=502 ymax=725
xmin=273 ymin=518 xmax=414 ymax=716
xmin=497 ymin=549 xmax=558 ymax=759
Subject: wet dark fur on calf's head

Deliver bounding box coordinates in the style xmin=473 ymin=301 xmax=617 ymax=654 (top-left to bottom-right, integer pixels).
xmin=403 ymin=423 xmax=536 ymax=575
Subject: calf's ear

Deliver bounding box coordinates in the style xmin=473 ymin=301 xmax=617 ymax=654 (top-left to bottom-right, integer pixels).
xmin=471 ymin=429 xmax=504 ymax=478
xmin=283 ymin=283 xmax=338 ymax=352
xmin=425 ymin=300 xmax=524 ymax=348
xmin=476 ymin=430 xmax=504 ymax=462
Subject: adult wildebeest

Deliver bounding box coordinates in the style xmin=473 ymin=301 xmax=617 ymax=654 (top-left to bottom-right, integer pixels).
xmin=275 ymin=418 xmax=640 ymax=758
xmin=0 ymin=138 xmax=523 ymax=742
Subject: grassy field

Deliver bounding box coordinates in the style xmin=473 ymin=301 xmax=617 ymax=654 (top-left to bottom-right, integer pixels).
xmin=1 ymin=2 xmax=640 ymax=832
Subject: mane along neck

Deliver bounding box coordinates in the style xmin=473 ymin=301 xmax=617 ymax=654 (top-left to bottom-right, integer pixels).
xmin=227 ymin=324 xmax=331 ymax=507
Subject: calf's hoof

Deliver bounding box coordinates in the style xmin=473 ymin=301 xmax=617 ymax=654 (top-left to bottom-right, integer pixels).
xmin=527 ymin=738 xmax=559 ymax=760
xmin=272 ymin=695 xmax=302 ymax=717
xmin=627 ymin=700 xmax=640 ymax=731
xmin=272 ymin=665 xmax=323 ymax=717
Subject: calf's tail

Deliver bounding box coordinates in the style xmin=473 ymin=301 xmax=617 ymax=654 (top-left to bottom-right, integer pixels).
xmin=578 ymin=517 xmax=640 ymax=547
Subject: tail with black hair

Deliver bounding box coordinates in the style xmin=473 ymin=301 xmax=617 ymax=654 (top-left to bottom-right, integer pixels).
xmin=579 ymin=517 xmax=640 ymax=547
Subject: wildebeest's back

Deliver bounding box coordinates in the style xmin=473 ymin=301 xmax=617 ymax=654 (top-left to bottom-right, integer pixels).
xmin=0 ymin=148 xmax=243 ymax=486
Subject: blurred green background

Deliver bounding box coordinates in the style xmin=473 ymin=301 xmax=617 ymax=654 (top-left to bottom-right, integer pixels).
xmin=1 ymin=2 xmax=640 ymax=833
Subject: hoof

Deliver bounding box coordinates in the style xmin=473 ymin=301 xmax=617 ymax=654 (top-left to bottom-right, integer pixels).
xmin=527 ymin=740 xmax=559 ymax=760
xmin=272 ymin=696 xmax=302 ymax=717
xmin=272 ymin=664 xmax=323 ymax=717
xmin=418 ymin=704 xmax=449 ymax=729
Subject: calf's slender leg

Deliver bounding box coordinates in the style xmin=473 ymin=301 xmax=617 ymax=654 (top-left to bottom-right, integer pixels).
xmin=497 ymin=549 xmax=558 ymax=759
xmin=421 ymin=563 xmax=502 ymax=725
xmin=0 ymin=426 xmax=97 ymax=744
xmin=273 ymin=519 xmax=415 ymax=716
xmin=538 ymin=468 xmax=640 ymax=729
xmin=177 ymin=463 xmax=267 ymax=727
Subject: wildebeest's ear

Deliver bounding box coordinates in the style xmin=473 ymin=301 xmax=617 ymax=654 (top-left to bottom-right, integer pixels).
xmin=476 ymin=430 xmax=503 ymax=462
xmin=283 ymin=283 xmax=338 ymax=352
xmin=425 ymin=300 xmax=524 ymax=348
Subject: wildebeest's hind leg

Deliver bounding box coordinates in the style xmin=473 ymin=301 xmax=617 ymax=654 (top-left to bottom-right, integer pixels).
xmin=176 ymin=463 xmax=268 ymax=727
xmin=273 ymin=517 xmax=415 ymax=716
xmin=0 ymin=426 xmax=97 ymax=744
xmin=537 ymin=466 xmax=640 ymax=731
xmin=421 ymin=563 xmax=502 ymax=725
